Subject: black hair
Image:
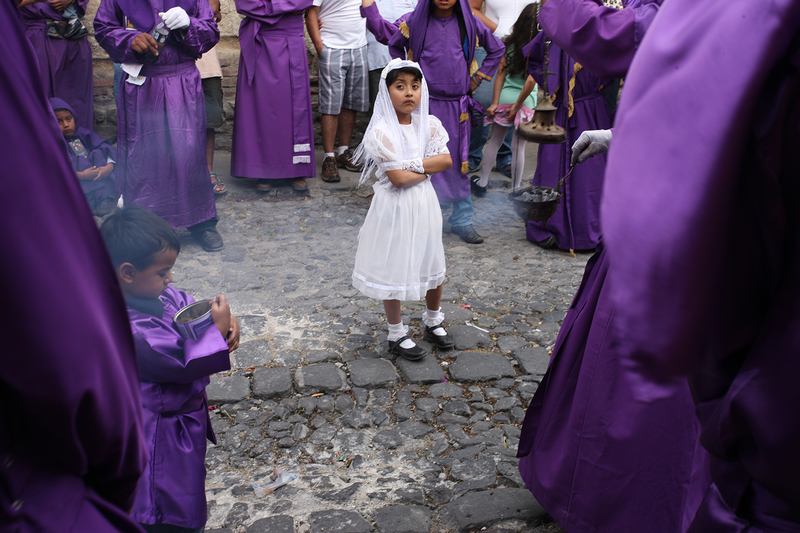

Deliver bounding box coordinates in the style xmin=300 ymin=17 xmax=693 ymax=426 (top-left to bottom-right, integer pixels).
xmin=99 ymin=205 xmax=181 ymax=270
xmin=386 ymin=66 xmax=424 ymax=87
xmin=504 ymin=3 xmax=539 ymax=78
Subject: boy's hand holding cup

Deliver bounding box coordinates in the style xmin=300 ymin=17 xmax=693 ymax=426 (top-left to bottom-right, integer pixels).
xmin=210 ymin=294 xmax=231 ymax=340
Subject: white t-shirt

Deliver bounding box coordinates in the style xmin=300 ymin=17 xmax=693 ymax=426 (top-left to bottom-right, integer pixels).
xmin=366 ymin=0 xmax=417 ymax=70
xmin=313 ymin=0 xmax=368 ymax=49
xmin=484 ymin=0 xmax=536 ymax=38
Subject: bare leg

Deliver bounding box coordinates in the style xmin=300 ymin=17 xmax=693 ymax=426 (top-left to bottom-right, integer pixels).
xmin=321 ymin=114 xmax=339 ymax=154
xmin=206 ymin=129 xmax=215 ymax=175
xmin=425 ymin=285 xmax=443 ymax=311
xmin=478 ymin=124 xmax=507 ymax=187
xmin=511 ymin=131 xmax=527 ymax=190
xmin=337 ymin=108 xmax=356 ymax=149
xmin=384 ymin=299 xmax=402 ymax=325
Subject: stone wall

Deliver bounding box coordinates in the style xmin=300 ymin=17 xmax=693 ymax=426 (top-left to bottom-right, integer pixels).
xmin=85 ymin=0 xmax=368 ymax=151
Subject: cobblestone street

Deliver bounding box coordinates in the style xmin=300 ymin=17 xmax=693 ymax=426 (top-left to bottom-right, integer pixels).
xmin=177 ymin=150 xmax=583 ymax=533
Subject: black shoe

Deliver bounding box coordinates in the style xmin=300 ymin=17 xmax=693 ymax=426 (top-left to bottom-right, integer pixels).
xmin=536 ymin=236 xmax=557 ymax=249
xmin=470 ymin=175 xmax=487 ymax=197
xmin=423 ymin=324 xmax=454 ymax=349
xmin=388 ymin=336 xmax=427 ymax=360
xmin=498 ymin=163 xmax=512 ymax=178
xmin=194 ymin=229 xmax=224 ymax=252
xmin=451 ymin=224 xmax=484 ymax=244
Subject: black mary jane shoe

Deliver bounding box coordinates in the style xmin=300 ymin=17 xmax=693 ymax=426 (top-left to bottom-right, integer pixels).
xmin=388 ymin=336 xmax=427 ymax=361
xmin=423 ymin=324 xmax=454 ymax=349
xmin=536 ymin=236 xmax=557 ymax=249
xmin=470 ymin=175 xmax=487 ymax=197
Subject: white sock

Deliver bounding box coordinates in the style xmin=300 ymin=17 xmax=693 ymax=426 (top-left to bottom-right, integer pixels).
xmin=423 ymin=308 xmax=447 ymax=335
xmin=337 ymin=146 xmax=348 ymax=156
xmin=324 ymin=152 xmax=335 ymax=159
xmin=387 ymin=322 xmax=416 ymax=349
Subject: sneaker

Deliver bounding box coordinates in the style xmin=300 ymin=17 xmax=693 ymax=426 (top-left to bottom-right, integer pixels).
xmin=423 ymin=324 xmax=454 ymax=349
xmin=388 ymin=336 xmax=427 ymax=361
xmin=290 ymin=178 xmax=309 ymax=192
xmin=322 ymin=156 xmax=341 ymax=183
xmin=451 ymin=224 xmax=484 ymax=244
xmin=193 ymin=229 xmax=224 ymax=252
xmin=336 ymin=148 xmax=361 ymax=172
xmin=470 ymin=175 xmax=487 ymax=197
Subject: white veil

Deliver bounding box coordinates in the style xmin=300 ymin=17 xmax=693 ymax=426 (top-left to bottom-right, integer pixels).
xmin=353 ymin=58 xmax=431 ymax=186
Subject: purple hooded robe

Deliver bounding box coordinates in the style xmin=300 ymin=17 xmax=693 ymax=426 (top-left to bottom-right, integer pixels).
xmin=601 ymin=0 xmax=800 ymax=529
xmin=1 ymin=3 xmax=146 ymax=530
xmin=517 ymin=2 xmax=710 ymax=533
xmin=126 ymin=285 xmax=230 ymax=528
xmin=94 ymin=0 xmax=219 ymax=229
xmin=50 ymin=97 xmax=117 ymax=207
xmin=19 ymin=0 xmax=94 ymax=130
xmin=372 ymin=0 xmax=504 ymax=205
xmin=230 ymin=0 xmax=316 ymax=181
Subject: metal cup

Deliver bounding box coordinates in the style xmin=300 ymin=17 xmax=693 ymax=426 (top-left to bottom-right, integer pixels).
xmin=174 ymin=300 xmax=214 ymax=340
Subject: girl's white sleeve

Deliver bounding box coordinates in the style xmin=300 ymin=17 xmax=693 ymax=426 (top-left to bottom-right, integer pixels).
xmin=364 ymin=126 xmax=404 ymax=172
xmin=425 ymin=116 xmax=451 ymax=158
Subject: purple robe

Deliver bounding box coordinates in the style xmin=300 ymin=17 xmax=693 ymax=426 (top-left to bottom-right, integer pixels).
xmin=94 ymin=0 xmax=219 ymax=229
xmin=127 ymin=285 xmax=230 ymax=528
xmin=383 ymin=0 xmax=504 ymax=205
xmin=50 ymin=97 xmax=117 ymax=205
xmin=523 ymin=32 xmax=613 ymax=250
xmin=19 ymin=0 xmax=94 ymax=130
xmin=601 ymin=0 xmax=800 ymax=529
xmin=1 ymin=3 xmax=146 ymax=530
xmin=231 ymin=0 xmax=315 ymax=181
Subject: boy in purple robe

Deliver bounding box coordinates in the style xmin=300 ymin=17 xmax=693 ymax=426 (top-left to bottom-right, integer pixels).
xmin=3 ymin=1 xmax=146 ymax=530
xmin=50 ymin=97 xmax=118 ymax=217
xmin=19 ymin=0 xmax=94 ymax=129
xmin=362 ymin=0 xmax=504 ymax=244
xmin=231 ymin=0 xmax=316 ymax=193
xmin=94 ymin=0 xmax=225 ymax=252
xmin=100 ymin=205 xmax=240 ymax=532
xmin=601 ymin=0 xmax=800 ymax=529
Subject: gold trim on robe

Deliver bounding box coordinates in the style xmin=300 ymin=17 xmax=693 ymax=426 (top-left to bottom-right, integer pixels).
xmin=399 ymin=21 xmax=410 ymax=38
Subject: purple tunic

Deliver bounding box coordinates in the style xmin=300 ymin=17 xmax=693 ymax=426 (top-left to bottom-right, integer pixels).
xmin=19 ymin=0 xmax=94 ymax=130
xmin=94 ymin=0 xmax=219 ymax=229
xmin=1 ymin=3 xmax=146 ymax=530
xmin=601 ymin=0 xmax=800 ymax=529
xmin=384 ymin=0 xmax=504 ymax=205
xmin=523 ymin=32 xmax=613 ymax=250
xmin=127 ymin=285 xmax=230 ymax=528
xmin=231 ymin=0 xmax=315 ymax=181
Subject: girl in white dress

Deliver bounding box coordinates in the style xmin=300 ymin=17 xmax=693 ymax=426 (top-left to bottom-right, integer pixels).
xmin=352 ymin=59 xmax=454 ymax=360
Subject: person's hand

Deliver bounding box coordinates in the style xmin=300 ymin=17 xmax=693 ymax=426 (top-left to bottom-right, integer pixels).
xmin=209 ymin=0 xmax=221 ymax=22
xmin=48 ymin=0 xmax=70 ymax=11
xmin=470 ymin=79 xmax=479 ymax=93
xmin=210 ymin=294 xmax=232 ymax=340
xmin=485 ymin=103 xmax=498 ymax=119
xmin=95 ymin=163 xmax=114 ymax=180
xmin=160 ymin=7 xmax=191 ymax=30
xmin=131 ymin=32 xmax=159 ymax=56
xmin=571 ymin=129 xmax=612 ymax=165
xmin=78 ymin=167 xmax=100 ymax=180
xmin=226 ymin=315 xmax=240 ymax=351
xmin=314 ymin=41 xmax=324 ymax=55
xmin=508 ymin=103 xmax=520 ymax=121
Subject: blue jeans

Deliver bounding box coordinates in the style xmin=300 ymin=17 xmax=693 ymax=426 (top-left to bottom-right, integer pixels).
xmin=113 ymin=62 xmax=123 ymax=106
xmin=469 ymin=48 xmax=512 ymax=170
xmin=443 ymin=196 xmax=474 ymax=227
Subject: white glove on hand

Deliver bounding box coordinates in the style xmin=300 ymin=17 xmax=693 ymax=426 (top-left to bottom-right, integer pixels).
xmin=160 ymin=7 xmax=190 ymax=30
xmin=402 ymin=158 xmax=426 ymax=175
xmin=571 ymin=129 xmax=613 ymax=165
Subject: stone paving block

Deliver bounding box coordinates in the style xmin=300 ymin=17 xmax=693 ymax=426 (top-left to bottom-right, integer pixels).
xmin=295 ymin=363 xmax=347 ymax=394
xmin=207 ymin=374 xmax=250 ymax=403
xmin=307 ymin=350 xmax=339 ymax=364
xmin=332 ymin=431 xmax=371 ymax=454
xmin=450 ymin=457 xmax=496 ymax=481
xmin=320 ymin=483 xmax=362 ymax=502
xmin=427 ymin=382 xmax=464 ymax=398
xmin=447 ymin=353 xmax=515 ymax=383
xmin=308 ymin=423 xmax=337 ymax=445
xmin=236 ymin=315 xmax=270 ymax=338
xmin=247 ymin=515 xmax=294 ymax=533
xmin=339 ymin=408 xmax=372 ymax=429
xmin=449 ymin=325 xmax=494 ymax=351
xmin=396 ymin=420 xmax=434 ymax=439
xmin=234 ymin=339 xmax=272 ymax=368
xmin=438 ymin=488 xmax=546 ymax=532
xmin=393 ymin=489 xmax=425 ymax=505
xmin=372 ymin=430 xmax=403 ymax=449
xmin=494 ymin=397 xmax=521 ymax=411
xmin=441 ymin=302 xmax=475 ymax=322
xmin=374 ymin=505 xmax=431 ymax=533
xmin=496 ymin=336 xmax=529 ymax=355
xmin=396 ymin=355 xmax=446 ymax=384
xmin=275 ymin=349 xmax=302 ymax=367
xmin=515 ymin=347 xmax=550 ymax=376
xmin=347 ymin=358 xmax=400 ymax=389
xmin=252 ymin=367 xmax=293 ymax=399
xmin=310 ymin=510 xmax=371 ymax=533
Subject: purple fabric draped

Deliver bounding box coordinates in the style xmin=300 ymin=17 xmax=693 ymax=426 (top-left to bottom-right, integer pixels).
xmin=50 ymin=97 xmax=117 ymax=204
xmin=19 ymin=0 xmax=94 ymax=129
xmin=523 ymin=33 xmax=612 ymax=250
xmin=601 ymin=0 xmax=800 ymax=528
xmin=128 ymin=285 xmax=230 ymax=528
xmin=94 ymin=0 xmax=219 ymax=229
xmin=383 ymin=0 xmax=504 ymax=204
xmin=231 ymin=0 xmax=315 ymax=181
xmin=1 ymin=3 xmax=146 ymax=531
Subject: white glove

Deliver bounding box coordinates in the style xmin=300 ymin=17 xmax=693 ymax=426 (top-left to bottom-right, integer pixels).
xmin=402 ymin=158 xmax=426 ymax=174
xmin=571 ymin=129 xmax=613 ymax=165
xmin=160 ymin=7 xmax=190 ymax=30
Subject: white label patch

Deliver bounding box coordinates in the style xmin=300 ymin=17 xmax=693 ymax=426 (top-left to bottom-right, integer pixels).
xmin=293 ymin=143 xmax=311 ymax=153
xmin=293 ymin=156 xmax=311 ymax=164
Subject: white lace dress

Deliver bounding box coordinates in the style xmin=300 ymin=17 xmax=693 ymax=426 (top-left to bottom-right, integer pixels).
xmin=352 ymin=115 xmax=450 ymax=301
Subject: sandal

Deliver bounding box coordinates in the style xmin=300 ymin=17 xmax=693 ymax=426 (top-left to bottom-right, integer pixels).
xmin=256 ymin=179 xmax=272 ymax=191
xmin=210 ymin=173 xmax=226 ymax=195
